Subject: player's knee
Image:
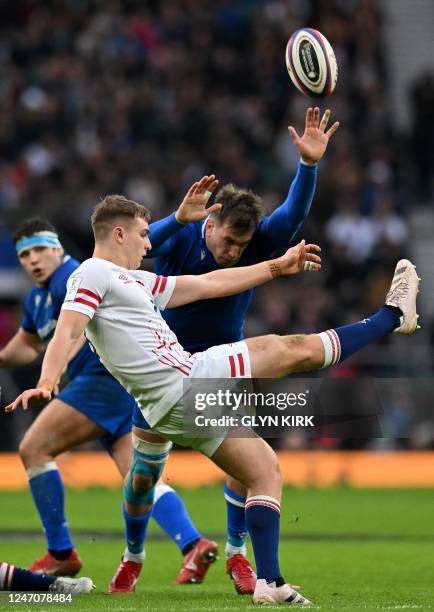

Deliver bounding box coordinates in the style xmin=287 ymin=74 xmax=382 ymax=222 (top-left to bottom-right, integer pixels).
xmin=281 ymin=334 xmax=317 ymax=369
xmin=131 ymin=471 xmax=154 ymax=495
xmin=18 ymin=436 xmax=50 ymax=467
xmin=257 ymin=451 xmax=281 ymax=488
xmin=123 ymin=434 xmax=172 ymax=507
xmin=124 ymin=458 xmax=156 ymax=507
xmin=245 ymin=443 xmax=281 ymax=490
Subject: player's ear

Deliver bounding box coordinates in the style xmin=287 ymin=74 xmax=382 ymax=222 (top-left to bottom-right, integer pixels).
xmin=205 ymin=218 xmax=215 ymax=236
xmin=113 ymin=225 xmax=124 ymax=243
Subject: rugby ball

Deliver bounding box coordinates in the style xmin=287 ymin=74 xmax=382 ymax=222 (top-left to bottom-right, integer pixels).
xmin=286 ymin=28 xmax=338 ymax=98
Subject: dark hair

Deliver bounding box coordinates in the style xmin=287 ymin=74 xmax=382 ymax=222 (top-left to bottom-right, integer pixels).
xmin=91 ymin=194 xmax=151 ymax=240
xmin=212 ymin=184 xmax=264 ymax=234
xmin=13 ymin=217 xmax=58 ymax=245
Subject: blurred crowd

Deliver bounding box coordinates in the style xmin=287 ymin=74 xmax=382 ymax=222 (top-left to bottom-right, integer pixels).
xmin=0 ymin=0 xmax=432 ymax=449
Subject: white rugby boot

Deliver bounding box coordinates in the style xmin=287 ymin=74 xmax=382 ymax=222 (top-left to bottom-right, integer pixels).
xmin=50 ymin=576 xmax=95 ymax=594
xmin=385 ymin=259 xmax=421 ymax=334
xmin=253 ymin=579 xmax=311 ymax=606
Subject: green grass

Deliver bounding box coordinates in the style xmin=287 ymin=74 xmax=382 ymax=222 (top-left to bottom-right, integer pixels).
xmin=0 ymin=487 xmax=433 ymax=610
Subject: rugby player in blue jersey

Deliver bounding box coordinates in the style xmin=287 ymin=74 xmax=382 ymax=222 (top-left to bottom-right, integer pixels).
xmin=0 ymin=176 xmax=220 ymax=589
xmin=126 ymin=107 xmax=341 ymax=592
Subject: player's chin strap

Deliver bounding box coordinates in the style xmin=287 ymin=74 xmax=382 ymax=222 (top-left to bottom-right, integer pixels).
xmin=124 ymin=434 xmax=173 ymax=507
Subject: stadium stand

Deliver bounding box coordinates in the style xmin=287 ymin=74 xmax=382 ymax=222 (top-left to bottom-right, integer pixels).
xmin=0 ymin=0 xmax=432 ymax=451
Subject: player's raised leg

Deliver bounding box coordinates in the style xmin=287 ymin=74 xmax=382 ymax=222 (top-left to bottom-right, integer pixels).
xmin=247 ymin=259 xmax=420 ymax=378
xmin=0 ymin=561 xmax=95 ymax=594
xmin=206 ymin=259 xmax=419 ymax=605
xmin=18 ymin=399 xmax=111 ymax=576
xmin=108 ymin=427 xmax=172 ymax=594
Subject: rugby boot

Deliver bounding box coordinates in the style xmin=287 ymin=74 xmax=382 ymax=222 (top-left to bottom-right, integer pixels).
xmin=51 ymin=576 xmax=95 ymax=594
xmin=176 ymin=537 xmax=219 ymax=584
xmin=385 ymin=259 xmax=421 ymax=334
xmin=108 ymin=558 xmax=143 ymax=593
xmin=29 ymin=549 xmax=82 ymax=577
xmin=253 ymin=579 xmax=311 ymax=606
xmin=226 ymin=554 xmax=256 ymax=594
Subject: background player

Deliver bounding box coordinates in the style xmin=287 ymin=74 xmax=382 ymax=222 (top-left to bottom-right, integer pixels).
xmin=6 ymin=197 xmax=419 ymax=605
xmin=0 ymin=561 xmax=94 ymax=594
xmin=132 ymin=106 xmax=340 ymax=593
xmin=0 ymin=176 xmax=219 ymax=587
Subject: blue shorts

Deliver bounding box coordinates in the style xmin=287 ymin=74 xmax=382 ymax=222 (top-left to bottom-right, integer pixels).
xmin=57 ymin=373 xmax=137 ymax=452
xmin=132 ymin=404 xmax=150 ymax=429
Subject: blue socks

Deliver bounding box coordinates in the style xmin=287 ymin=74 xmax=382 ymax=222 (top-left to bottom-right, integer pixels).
xmin=123 ymin=506 xmax=151 ymax=555
xmin=245 ymin=496 xmax=281 ymax=582
xmin=224 ymin=485 xmax=247 ymax=553
xmin=319 ymin=306 xmax=400 ymax=367
xmin=27 ymin=464 xmax=73 ymax=553
xmin=5 ymin=564 xmax=56 ymax=591
xmin=151 ymin=484 xmax=201 ymax=553
xmin=8 ymin=566 xmax=57 ymax=591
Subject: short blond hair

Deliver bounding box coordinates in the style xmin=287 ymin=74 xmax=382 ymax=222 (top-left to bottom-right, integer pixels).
xmin=91 ymin=195 xmax=151 ymax=240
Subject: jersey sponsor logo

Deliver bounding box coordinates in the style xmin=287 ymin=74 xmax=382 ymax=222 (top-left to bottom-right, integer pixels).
xmin=45 ymin=293 xmax=52 ymax=307
xmin=35 ymin=295 xmax=41 ymax=307
xmin=65 ymin=276 xmax=82 ymax=301
xmin=119 ymin=274 xmax=134 ymax=284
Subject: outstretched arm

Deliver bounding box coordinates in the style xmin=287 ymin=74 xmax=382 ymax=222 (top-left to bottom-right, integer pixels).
xmin=5 ymin=311 xmax=89 ymax=412
xmin=259 ymin=107 xmax=339 ymax=249
xmin=0 ymin=328 xmax=44 ymax=368
xmin=149 ymin=175 xmax=220 ymax=258
xmin=167 ymin=240 xmax=321 ymax=308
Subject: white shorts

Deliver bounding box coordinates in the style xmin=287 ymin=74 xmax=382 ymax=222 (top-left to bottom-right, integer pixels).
xmin=151 ymin=340 xmax=251 ymax=457
xmin=190 ymin=340 xmax=251 ymax=379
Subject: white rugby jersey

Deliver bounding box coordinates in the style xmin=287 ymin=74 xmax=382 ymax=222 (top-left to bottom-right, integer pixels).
xmin=61 ymin=257 xmax=196 ymax=425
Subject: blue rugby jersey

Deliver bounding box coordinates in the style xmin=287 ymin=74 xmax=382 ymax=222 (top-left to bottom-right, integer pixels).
xmin=21 ymin=256 xmax=104 ymax=379
xmin=149 ymin=161 xmax=317 ymax=353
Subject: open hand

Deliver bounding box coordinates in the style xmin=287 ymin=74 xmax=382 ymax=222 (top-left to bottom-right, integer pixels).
xmin=175 ymin=175 xmax=221 ymax=225
xmin=288 ymin=107 xmax=339 ymax=165
xmin=277 ymin=240 xmax=322 ymax=275
xmin=5 ymin=387 xmax=52 ymax=412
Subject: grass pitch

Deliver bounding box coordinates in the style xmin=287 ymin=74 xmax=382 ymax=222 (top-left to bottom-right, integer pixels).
xmin=0 ymin=486 xmax=433 ymax=611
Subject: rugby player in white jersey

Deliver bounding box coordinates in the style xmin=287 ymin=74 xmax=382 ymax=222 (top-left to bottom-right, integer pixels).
xmin=7 ymin=196 xmax=419 ymax=606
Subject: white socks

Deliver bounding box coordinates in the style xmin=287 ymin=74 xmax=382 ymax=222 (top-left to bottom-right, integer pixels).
xmin=123 ymin=548 xmax=145 ymax=564
xmin=225 ymin=542 xmax=247 ymax=559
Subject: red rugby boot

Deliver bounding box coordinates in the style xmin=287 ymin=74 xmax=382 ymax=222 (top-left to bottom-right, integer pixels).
xmin=226 ymin=554 xmax=256 ymax=594
xmin=176 ymin=537 xmax=219 ymax=584
xmin=108 ymin=558 xmax=143 ymax=594
xmin=29 ymin=549 xmax=82 ymax=577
